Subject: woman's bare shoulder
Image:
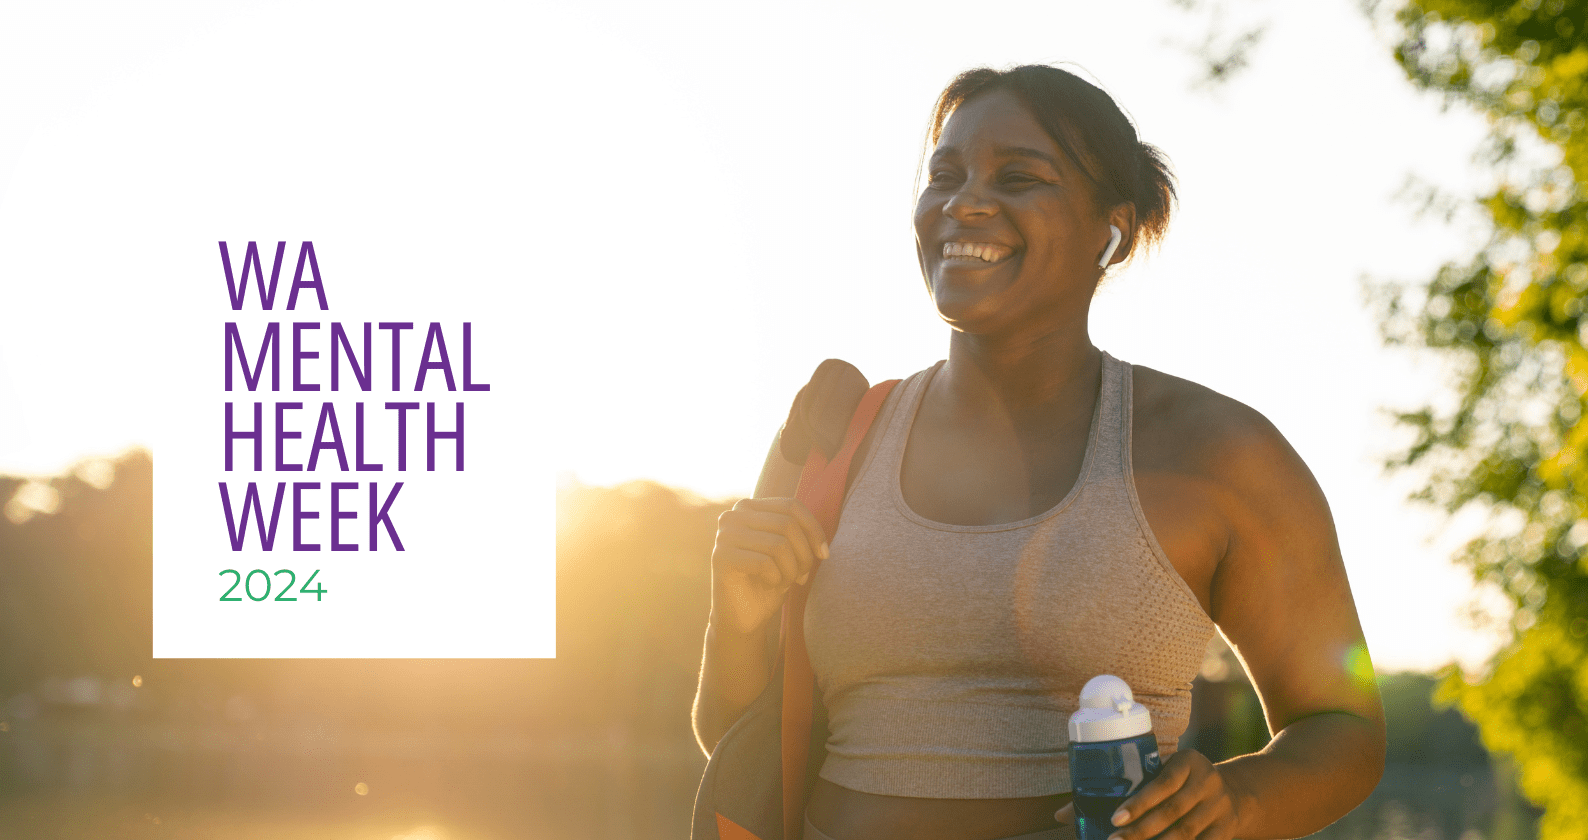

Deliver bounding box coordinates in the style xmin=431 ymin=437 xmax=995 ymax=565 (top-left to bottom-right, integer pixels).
xmin=1131 ymin=362 xmax=1334 ymax=537
xmin=1130 ymin=365 xmax=1293 ymax=470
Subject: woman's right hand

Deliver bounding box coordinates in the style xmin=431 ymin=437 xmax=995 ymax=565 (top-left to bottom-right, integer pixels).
xmin=710 ymin=496 xmax=831 ymax=637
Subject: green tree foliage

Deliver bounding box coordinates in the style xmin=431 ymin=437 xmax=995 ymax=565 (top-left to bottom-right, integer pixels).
xmin=1381 ymin=0 xmax=1588 ymax=835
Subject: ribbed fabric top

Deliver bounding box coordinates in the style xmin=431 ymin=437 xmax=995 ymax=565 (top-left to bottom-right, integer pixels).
xmin=804 ymin=352 xmax=1216 ymax=798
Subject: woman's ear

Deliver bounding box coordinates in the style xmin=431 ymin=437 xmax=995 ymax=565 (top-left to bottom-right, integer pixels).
xmin=1098 ymin=225 xmax=1123 ymax=268
xmin=1102 ymin=203 xmax=1138 ymax=268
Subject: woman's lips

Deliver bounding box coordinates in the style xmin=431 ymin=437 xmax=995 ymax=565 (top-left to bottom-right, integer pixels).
xmin=942 ymin=241 xmax=1014 ymax=263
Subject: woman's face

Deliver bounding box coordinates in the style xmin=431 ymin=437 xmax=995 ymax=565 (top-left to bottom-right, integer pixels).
xmin=914 ymin=89 xmax=1118 ymax=337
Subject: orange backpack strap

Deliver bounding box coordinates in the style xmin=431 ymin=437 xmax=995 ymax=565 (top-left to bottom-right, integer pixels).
xmin=781 ymin=378 xmax=899 ymax=840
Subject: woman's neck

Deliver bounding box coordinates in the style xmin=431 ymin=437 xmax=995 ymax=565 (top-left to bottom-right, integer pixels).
xmin=940 ymin=326 xmax=1101 ymax=417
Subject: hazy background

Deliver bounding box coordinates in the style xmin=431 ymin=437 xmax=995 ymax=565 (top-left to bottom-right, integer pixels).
xmin=0 ymin=0 xmax=1536 ymax=837
xmin=0 ymin=460 xmax=1533 ymax=838
xmin=0 ymin=0 xmax=1510 ymax=674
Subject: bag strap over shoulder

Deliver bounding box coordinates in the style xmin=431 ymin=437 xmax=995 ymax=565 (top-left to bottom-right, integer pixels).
xmin=779 ymin=359 xmax=872 ymax=464
xmin=779 ymin=376 xmax=898 ymax=840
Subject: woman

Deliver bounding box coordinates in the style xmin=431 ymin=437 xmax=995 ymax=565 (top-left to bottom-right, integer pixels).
xmin=694 ymin=65 xmax=1385 ymax=840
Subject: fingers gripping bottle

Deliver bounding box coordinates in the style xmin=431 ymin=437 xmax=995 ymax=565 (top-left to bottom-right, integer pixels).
xmin=1068 ymin=675 xmax=1161 ymax=840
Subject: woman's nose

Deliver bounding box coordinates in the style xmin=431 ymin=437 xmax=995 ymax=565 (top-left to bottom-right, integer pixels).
xmin=943 ymin=179 xmax=997 ymax=219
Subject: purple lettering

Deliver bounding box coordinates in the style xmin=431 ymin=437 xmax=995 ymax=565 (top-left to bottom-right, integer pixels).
xmin=331 ymin=322 xmax=372 ymax=391
xmin=219 ymin=241 xmax=287 ymax=310
xmin=224 ymin=322 xmax=280 ymax=391
xmin=218 ymin=481 xmax=286 ymax=550
xmin=415 ymin=322 xmax=456 ymax=391
xmin=330 ymin=482 xmax=359 ymax=551
xmin=275 ymin=402 xmax=304 ymax=471
xmin=385 ymin=402 xmax=419 ymax=471
xmin=369 ymin=482 xmax=404 ymax=551
xmin=292 ymin=322 xmax=321 ymax=392
xmin=224 ymin=402 xmax=263 ymax=472
xmin=463 ymin=322 xmax=490 ymax=392
xmin=355 ymin=403 xmax=383 ymax=471
xmin=285 ymin=241 xmax=329 ymax=310
xmin=379 ymin=322 xmax=413 ymax=391
xmin=307 ymin=402 xmax=348 ymax=471
xmin=427 ymin=402 xmax=464 ymax=471
xmin=292 ymin=482 xmax=320 ymax=551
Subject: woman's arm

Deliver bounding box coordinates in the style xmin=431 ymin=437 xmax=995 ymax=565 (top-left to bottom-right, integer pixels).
xmin=1107 ymin=405 xmax=1386 ymax=840
xmin=691 ymin=432 xmax=827 ymax=755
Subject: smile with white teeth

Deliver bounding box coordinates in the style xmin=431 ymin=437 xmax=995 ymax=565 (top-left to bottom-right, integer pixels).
xmin=942 ymin=241 xmax=1014 ymax=263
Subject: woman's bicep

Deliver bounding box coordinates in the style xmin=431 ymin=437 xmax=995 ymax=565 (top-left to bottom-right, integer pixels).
xmin=1208 ymin=421 xmax=1384 ymax=736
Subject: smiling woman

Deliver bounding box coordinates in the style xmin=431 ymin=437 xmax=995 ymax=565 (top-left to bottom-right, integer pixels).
xmin=916 ymin=70 xmax=1173 ymax=333
xmin=694 ymin=64 xmax=1385 ymax=840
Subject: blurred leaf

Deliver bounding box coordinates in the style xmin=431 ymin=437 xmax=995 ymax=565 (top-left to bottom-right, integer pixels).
xmin=1374 ymin=0 xmax=1588 ymax=836
xmin=1162 ymin=0 xmax=1271 ymax=89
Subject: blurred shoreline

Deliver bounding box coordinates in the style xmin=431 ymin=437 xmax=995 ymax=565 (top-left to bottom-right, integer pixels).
xmin=0 ymin=455 xmax=1538 ymax=839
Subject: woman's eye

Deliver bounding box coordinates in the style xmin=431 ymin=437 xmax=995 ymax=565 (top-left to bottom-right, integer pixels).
xmin=1002 ymin=173 xmax=1041 ymax=188
xmin=927 ymin=169 xmax=960 ymax=187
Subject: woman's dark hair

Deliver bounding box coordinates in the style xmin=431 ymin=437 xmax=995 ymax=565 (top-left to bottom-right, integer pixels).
xmin=924 ymin=65 xmax=1177 ymax=260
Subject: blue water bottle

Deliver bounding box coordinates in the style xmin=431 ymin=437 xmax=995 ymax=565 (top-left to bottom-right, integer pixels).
xmin=1068 ymin=675 xmax=1161 ymax=840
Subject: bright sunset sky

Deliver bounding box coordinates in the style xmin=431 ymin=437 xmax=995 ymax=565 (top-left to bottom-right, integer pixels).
xmin=0 ymin=0 xmax=1517 ymax=672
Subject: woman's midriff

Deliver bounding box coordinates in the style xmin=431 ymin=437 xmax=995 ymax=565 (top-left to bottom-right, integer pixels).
xmin=806 ymin=777 xmax=1072 ymax=840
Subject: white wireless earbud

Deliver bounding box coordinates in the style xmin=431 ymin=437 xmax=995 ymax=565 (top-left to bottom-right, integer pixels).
xmin=1098 ymin=225 xmax=1122 ymax=268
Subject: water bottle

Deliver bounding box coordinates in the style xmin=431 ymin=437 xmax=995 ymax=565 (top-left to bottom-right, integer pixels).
xmin=1068 ymin=675 xmax=1161 ymax=840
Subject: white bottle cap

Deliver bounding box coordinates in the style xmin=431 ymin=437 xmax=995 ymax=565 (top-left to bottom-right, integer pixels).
xmin=1069 ymin=675 xmax=1153 ymax=743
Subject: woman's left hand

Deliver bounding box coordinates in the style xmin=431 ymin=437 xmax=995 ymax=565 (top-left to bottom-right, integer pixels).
xmin=1054 ymin=750 xmax=1245 ymax=840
